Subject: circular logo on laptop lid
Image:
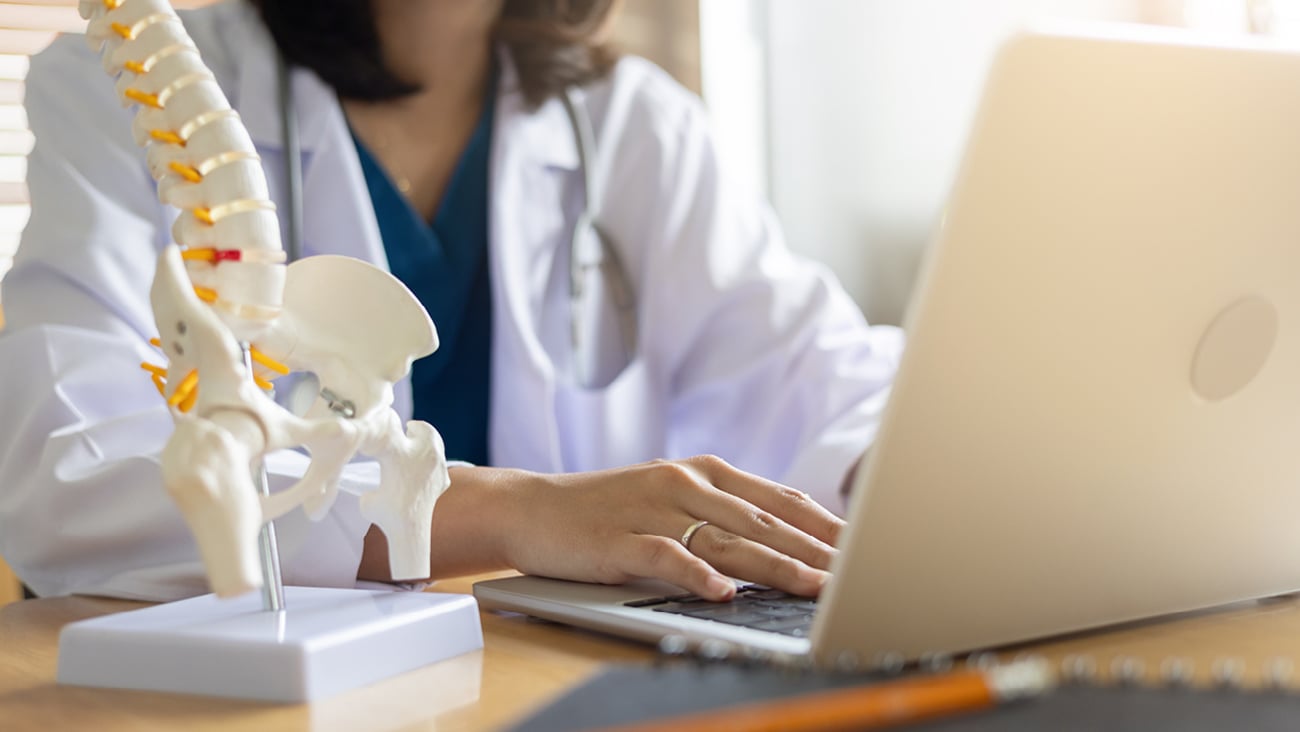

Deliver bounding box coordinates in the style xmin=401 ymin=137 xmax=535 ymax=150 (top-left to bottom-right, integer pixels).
xmin=1190 ymin=296 xmax=1277 ymax=402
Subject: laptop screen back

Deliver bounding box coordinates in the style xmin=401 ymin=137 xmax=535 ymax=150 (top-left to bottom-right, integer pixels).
xmin=816 ymin=24 xmax=1300 ymax=664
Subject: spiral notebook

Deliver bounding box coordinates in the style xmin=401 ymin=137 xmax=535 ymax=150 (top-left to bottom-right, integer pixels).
xmin=510 ymin=657 xmax=1300 ymax=732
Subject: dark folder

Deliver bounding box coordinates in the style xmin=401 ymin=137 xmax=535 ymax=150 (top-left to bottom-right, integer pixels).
xmin=511 ymin=661 xmax=1300 ymax=732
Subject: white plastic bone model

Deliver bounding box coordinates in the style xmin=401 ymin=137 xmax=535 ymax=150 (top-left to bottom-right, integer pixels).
xmin=78 ymin=0 xmax=450 ymax=597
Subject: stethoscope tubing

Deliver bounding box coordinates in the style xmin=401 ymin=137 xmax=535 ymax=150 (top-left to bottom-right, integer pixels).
xmin=274 ymin=55 xmax=637 ymax=389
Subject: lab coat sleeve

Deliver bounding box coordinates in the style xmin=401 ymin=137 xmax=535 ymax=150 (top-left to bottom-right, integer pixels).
xmin=605 ymin=60 xmax=904 ymax=514
xmin=0 ymin=38 xmax=373 ymax=600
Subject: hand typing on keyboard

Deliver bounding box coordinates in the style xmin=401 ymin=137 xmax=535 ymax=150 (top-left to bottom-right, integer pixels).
xmin=433 ymin=455 xmax=843 ymax=602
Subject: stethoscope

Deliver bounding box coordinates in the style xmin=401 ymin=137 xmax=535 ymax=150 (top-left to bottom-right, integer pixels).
xmin=275 ymin=56 xmax=638 ymax=390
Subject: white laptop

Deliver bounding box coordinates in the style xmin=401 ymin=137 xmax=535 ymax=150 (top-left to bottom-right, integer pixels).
xmin=475 ymin=23 xmax=1300 ymax=667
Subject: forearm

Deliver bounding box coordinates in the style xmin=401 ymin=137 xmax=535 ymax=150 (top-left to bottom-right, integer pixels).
xmin=363 ymin=456 xmax=846 ymax=600
xmin=357 ymin=465 xmax=530 ymax=583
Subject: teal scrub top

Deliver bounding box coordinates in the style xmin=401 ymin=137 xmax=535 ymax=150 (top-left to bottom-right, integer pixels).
xmin=352 ymin=91 xmax=495 ymax=466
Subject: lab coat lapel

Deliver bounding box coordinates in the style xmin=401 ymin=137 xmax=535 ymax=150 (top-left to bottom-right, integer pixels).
xmin=296 ymin=104 xmax=389 ymax=268
xmin=487 ymin=58 xmax=580 ymax=472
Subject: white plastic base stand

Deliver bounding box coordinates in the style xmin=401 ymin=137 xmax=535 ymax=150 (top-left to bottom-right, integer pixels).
xmin=57 ymin=586 xmax=483 ymax=702
xmin=56 ymin=343 xmax=481 ymax=703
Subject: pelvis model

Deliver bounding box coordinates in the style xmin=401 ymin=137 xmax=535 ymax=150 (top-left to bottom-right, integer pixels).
xmin=78 ymin=0 xmax=449 ymax=597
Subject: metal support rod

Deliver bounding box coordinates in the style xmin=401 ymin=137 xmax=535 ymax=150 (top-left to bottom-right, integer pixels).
xmin=254 ymin=460 xmax=286 ymax=612
xmin=241 ymin=342 xmax=285 ymax=612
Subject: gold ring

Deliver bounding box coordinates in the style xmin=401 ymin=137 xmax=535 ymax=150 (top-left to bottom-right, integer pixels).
xmin=679 ymin=520 xmax=709 ymax=551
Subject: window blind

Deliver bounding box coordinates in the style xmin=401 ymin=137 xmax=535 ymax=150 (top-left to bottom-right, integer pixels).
xmin=0 ymin=2 xmax=71 ymax=279
xmin=0 ymin=1 xmax=212 ymax=282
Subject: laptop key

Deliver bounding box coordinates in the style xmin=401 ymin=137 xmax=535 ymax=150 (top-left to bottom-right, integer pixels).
xmin=623 ymin=596 xmax=669 ymax=608
xmin=713 ymin=613 xmax=778 ymax=627
xmin=652 ymin=602 xmax=773 ymax=626
xmin=748 ymin=590 xmax=793 ymax=601
xmin=751 ymin=615 xmax=815 ymax=635
xmin=754 ymin=599 xmax=818 ymax=613
xmin=651 ymin=602 xmax=708 ymax=615
xmin=694 ymin=611 xmax=775 ymax=627
xmin=750 ymin=604 xmax=808 ymax=619
xmin=679 ymin=604 xmax=770 ymax=621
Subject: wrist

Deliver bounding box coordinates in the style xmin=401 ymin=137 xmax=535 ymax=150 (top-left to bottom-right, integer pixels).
xmin=439 ymin=465 xmax=547 ymax=574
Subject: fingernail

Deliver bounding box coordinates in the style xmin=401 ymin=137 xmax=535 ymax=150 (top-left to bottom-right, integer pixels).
xmin=803 ymin=567 xmax=831 ymax=590
xmin=707 ymin=575 xmax=736 ymax=599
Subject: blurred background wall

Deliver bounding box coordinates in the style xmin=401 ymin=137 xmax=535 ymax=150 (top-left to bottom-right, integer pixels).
xmin=700 ymin=0 xmax=1300 ymax=325
xmin=5 ymin=1 xmax=1296 ymax=324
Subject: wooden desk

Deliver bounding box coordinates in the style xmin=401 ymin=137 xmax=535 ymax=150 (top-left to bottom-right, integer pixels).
xmin=0 ymin=573 xmax=651 ymax=732
xmin=6 ymin=581 xmax=1300 ymax=732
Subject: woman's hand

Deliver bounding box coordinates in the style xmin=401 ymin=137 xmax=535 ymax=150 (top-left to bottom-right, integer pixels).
xmin=496 ymin=456 xmax=843 ymax=601
xmin=361 ymin=456 xmax=845 ymax=601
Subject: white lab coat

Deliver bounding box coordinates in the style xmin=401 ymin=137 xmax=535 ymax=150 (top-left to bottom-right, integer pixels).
xmin=0 ymin=1 xmax=903 ymax=600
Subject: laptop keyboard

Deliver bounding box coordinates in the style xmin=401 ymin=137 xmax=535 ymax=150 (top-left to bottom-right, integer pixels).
xmin=623 ymin=584 xmax=818 ymax=637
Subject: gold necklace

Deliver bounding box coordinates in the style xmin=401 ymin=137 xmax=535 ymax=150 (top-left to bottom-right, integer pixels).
xmin=369 ymin=131 xmax=413 ymax=194
xmin=343 ymin=98 xmax=420 ymax=195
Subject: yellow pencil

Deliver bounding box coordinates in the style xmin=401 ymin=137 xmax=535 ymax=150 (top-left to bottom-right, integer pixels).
xmin=606 ymin=658 xmax=1054 ymax=732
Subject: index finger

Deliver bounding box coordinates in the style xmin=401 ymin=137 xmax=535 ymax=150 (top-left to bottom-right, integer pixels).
xmin=682 ymin=455 xmax=845 ymax=546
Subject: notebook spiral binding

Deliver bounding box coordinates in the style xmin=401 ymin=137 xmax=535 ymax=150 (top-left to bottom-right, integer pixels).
xmin=655 ymin=635 xmax=1300 ymax=693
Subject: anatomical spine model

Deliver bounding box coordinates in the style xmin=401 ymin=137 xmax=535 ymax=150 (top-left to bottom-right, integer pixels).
xmin=79 ymin=0 xmax=449 ymax=597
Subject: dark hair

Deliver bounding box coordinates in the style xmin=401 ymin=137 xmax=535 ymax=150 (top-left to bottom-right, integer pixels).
xmin=250 ymin=0 xmax=621 ymax=107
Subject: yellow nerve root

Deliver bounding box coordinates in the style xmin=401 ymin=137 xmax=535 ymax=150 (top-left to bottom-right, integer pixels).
xmin=149 ymin=129 xmax=185 ymax=146
xmin=248 ymin=346 xmax=290 ymax=375
xmin=142 ymin=356 xmax=272 ymax=396
xmin=141 ymin=362 xmax=167 ymax=396
xmin=167 ymin=369 xmax=198 ymax=408
xmin=124 ymin=88 xmax=161 ymax=108
xmin=169 ymin=162 xmax=202 ymax=183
